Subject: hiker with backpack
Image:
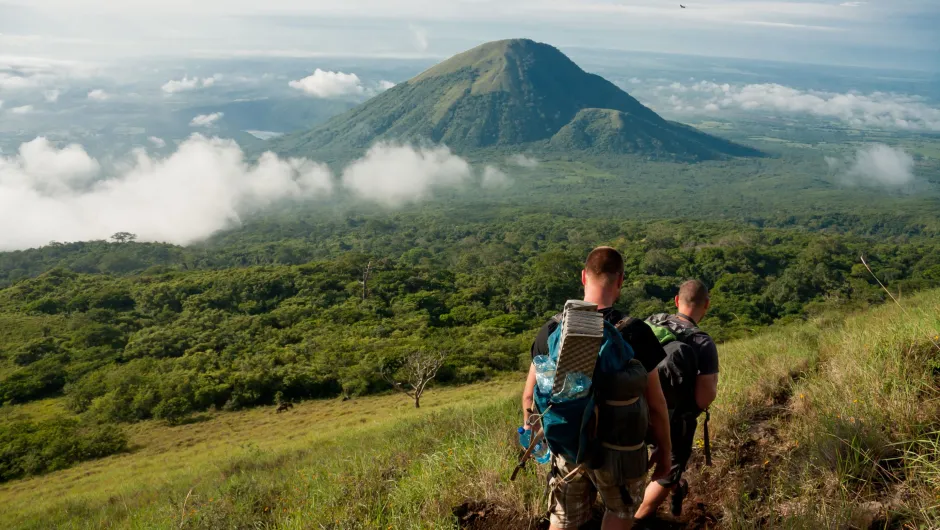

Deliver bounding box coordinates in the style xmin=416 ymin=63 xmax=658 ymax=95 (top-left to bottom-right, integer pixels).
xmin=634 ymin=279 xmax=720 ymax=523
xmin=520 ymin=247 xmax=672 ymax=530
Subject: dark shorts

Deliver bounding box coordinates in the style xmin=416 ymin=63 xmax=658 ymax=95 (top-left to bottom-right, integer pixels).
xmin=649 ymin=411 xmax=699 ymax=488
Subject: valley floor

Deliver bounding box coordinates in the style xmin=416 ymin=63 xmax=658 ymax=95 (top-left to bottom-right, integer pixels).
xmin=1 ymin=291 xmax=938 ymax=529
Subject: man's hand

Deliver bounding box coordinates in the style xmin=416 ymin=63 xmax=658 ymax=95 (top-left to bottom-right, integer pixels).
xmin=649 ymin=446 xmax=671 ymax=481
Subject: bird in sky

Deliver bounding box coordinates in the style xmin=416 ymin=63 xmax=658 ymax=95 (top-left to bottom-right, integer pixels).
xmin=680 ymin=4 xmax=687 ymax=8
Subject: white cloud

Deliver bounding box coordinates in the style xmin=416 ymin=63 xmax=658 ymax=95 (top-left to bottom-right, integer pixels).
xmin=0 ymin=56 xmax=96 ymax=91
xmin=288 ymin=69 xmax=365 ymax=98
xmin=481 ymin=165 xmax=510 ymax=188
xmin=162 ymin=76 xmax=199 ymax=93
xmin=190 ymin=112 xmax=224 ymax=127
xmin=378 ymin=80 xmax=396 ymax=91
xmin=826 ymin=144 xmax=916 ymax=188
xmin=341 ymin=143 xmax=471 ymax=206
xmin=410 ymin=25 xmax=430 ymax=52
xmin=0 ymin=73 xmax=42 ymax=90
xmin=646 ymin=81 xmax=940 ymax=131
xmin=4 ymin=137 xmax=100 ymax=194
xmin=43 ymin=89 xmax=60 ymax=102
xmin=10 ymin=105 xmax=34 ymax=114
xmin=148 ymin=136 xmax=166 ymax=148
xmin=840 ymin=2 xmax=866 ymax=7
xmin=0 ymin=134 xmax=334 ymax=250
xmin=87 ymin=89 xmax=109 ymax=100
xmin=507 ymin=154 xmax=538 ymax=168
xmin=161 ymin=75 xmax=219 ymax=94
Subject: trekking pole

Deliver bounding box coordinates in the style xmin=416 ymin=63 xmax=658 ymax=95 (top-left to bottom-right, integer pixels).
xmin=510 ymin=428 xmax=544 ymax=481
xmin=703 ymin=409 xmax=713 ymax=466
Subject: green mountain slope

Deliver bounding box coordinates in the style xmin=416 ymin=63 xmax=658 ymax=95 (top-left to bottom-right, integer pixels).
xmin=549 ymin=108 xmax=758 ymax=158
xmin=270 ymin=38 xmax=760 ymax=160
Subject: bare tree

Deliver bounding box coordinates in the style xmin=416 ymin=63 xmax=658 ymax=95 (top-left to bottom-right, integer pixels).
xmin=382 ymin=349 xmax=447 ymax=408
xmin=360 ymin=260 xmax=373 ymax=300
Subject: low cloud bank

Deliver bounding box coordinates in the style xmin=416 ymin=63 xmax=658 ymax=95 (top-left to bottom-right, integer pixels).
xmin=341 ymin=143 xmax=472 ymax=206
xmin=1 ymin=137 xmax=505 ymax=250
xmin=646 ymin=81 xmax=940 ymax=131
xmin=825 ymin=144 xmax=917 ymax=188
xmin=507 ymin=154 xmax=539 ymax=168
xmin=0 ymin=135 xmax=333 ymax=250
xmin=481 ymin=165 xmax=510 ymax=188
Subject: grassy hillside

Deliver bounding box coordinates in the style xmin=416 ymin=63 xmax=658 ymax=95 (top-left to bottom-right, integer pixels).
xmin=2 ymin=290 xmax=937 ymax=529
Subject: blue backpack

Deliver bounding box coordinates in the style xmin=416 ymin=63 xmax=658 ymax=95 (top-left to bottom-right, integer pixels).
xmin=533 ymin=316 xmax=638 ymax=465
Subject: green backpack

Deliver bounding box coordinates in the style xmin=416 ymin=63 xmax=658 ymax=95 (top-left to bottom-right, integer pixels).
xmin=646 ymin=313 xmax=702 ymax=413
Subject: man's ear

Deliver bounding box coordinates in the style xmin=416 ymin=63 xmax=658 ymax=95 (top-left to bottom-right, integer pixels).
xmin=674 ymin=295 xmax=680 ymax=308
xmin=616 ymin=273 xmax=624 ymax=290
xmin=581 ymin=270 xmax=588 ymax=286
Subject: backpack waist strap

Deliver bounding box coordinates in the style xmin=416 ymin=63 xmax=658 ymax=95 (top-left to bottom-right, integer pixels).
xmin=603 ymin=398 xmax=639 ymax=406
xmin=601 ymin=441 xmax=645 ymax=452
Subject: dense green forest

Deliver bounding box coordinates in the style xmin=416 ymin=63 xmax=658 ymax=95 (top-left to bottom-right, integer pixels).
xmin=3 ymin=216 xmax=939 ymax=421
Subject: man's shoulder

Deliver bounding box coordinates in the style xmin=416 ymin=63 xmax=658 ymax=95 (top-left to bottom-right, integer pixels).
xmin=692 ymin=331 xmax=717 ymax=350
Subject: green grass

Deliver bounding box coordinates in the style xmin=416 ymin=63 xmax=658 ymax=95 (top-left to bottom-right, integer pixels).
xmin=2 ymin=291 xmax=938 ymax=529
xmin=720 ymin=290 xmax=940 ymax=528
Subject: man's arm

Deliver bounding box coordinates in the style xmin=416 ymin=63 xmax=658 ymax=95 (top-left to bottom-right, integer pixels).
xmin=694 ymin=337 xmax=719 ymax=411
xmin=644 ymin=369 xmax=672 ymax=480
xmin=695 ymin=373 xmax=718 ymax=410
xmin=522 ymin=363 xmax=537 ymax=429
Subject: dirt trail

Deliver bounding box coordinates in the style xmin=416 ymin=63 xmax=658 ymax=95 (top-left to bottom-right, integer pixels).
xmin=676 ymin=364 xmax=807 ymax=529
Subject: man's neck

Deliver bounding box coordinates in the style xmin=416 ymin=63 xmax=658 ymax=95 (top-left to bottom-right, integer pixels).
xmin=676 ymin=309 xmax=700 ymax=325
xmin=584 ymin=293 xmax=615 ymax=310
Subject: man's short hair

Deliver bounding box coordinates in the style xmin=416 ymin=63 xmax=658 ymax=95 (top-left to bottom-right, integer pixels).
xmin=585 ymin=247 xmax=624 ymax=284
xmin=678 ymin=279 xmax=709 ymax=306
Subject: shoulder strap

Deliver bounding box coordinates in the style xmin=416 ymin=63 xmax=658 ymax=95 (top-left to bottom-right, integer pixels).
xmin=614 ymin=316 xmax=637 ymax=332
xmin=550 ymin=312 xmax=563 ymax=325
xmin=676 ymin=312 xmax=698 ymax=326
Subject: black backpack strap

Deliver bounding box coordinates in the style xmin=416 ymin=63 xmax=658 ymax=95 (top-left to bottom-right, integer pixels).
xmin=676 ymin=312 xmax=699 ymax=327
xmin=614 ymin=316 xmax=637 ymax=332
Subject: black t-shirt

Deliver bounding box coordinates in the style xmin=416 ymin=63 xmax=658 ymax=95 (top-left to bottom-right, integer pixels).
xmin=666 ymin=315 xmax=720 ymax=375
xmin=530 ymin=307 xmax=666 ymax=373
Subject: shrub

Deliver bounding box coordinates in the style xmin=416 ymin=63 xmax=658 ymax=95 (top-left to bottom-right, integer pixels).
xmin=153 ymin=397 xmax=192 ymax=425
xmin=0 ymin=418 xmax=127 ymax=482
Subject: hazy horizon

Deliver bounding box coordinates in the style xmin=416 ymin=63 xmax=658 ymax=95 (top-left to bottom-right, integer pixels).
xmin=2 ymin=0 xmax=938 ymax=71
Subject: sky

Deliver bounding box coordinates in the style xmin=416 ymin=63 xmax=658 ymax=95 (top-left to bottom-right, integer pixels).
xmin=1 ymin=0 xmax=937 ymax=70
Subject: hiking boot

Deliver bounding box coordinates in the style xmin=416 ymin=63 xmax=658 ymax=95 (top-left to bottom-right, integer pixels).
xmin=671 ymin=479 xmax=689 ymax=516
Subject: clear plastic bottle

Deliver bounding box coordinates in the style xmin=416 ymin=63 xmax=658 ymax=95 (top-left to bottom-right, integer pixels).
xmin=555 ymin=372 xmax=591 ymax=401
xmin=533 ymin=355 xmax=556 ymax=394
xmin=517 ymin=427 xmax=551 ymax=464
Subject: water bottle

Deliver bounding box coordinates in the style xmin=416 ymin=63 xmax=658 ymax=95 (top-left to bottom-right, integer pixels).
xmin=555 ymin=372 xmax=591 ymax=401
xmin=517 ymin=427 xmax=551 ymax=464
xmin=533 ymin=355 xmax=556 ymax=394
